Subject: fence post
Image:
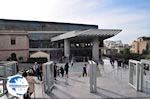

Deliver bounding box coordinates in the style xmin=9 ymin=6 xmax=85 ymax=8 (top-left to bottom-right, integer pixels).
xmin=89 ymin=60 xmax=97 ymax=93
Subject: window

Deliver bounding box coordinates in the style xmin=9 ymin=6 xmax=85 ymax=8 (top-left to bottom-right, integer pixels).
xmin=11 ymin=37 xmax=16 ymax=45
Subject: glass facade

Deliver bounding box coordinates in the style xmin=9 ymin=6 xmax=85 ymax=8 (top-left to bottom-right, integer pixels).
xmin=0 ymin=19 xmax=98 ymax=31
xmin=70 ymin=43 xmax=92 ymax=48
xmin=29 ymin=33 xmax=61 ymax=40
xmin=29 ymin=40 xmax=60 ymax=48
xmin=28 ymin=32 xmax=102 ymax=62
xmin=29 ymin=33 xmax=62 ymax=48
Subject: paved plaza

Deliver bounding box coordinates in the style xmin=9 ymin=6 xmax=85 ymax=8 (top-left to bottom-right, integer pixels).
xmin=31 ymin=59 xmax=150 ymax=99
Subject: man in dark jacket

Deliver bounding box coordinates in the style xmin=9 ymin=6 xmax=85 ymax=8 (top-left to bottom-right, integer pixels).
xmin=83 ymin=64 xmax=87 ymax=77
xmin=54 ymin=63 xmax=57 ymax=80
xmin=64 ymin=62 xmax=69 ymax=78
xmin=60 ymin=66 xmax=64 ymax=77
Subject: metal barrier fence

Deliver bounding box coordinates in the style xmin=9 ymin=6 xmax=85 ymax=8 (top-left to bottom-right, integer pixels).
xmin=89 ymin=60 xmax=97 ymax=93
xmin=0 ymin=61 xmax=18 ymax=98
xmin=128 ymin=59 xmax=150 ymax=93
xmin=0 ymin=61 xmax=18 ymax=78
xmin=43 ymin=61 xmax=54 ymax=94
xmin=146 ymin=80 xmax=150 ymax=94
xmin=141 ymin=59 xmax=150 ymax=94
xmin=0 ymin=78 xmax=7 ymax=97
xmin=129 ymin=60 xmax=143 ymax=91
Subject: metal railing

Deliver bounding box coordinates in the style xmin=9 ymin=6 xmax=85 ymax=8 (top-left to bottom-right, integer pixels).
xmin=0 ymin=61 xmax=19 ymax=98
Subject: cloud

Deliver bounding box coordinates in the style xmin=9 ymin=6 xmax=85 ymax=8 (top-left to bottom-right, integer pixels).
xmin=0 ymin=0 xmax=149 ymax=44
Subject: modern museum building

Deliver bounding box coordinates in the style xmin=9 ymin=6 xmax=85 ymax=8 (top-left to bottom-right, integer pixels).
xmin=0 ymin=19 xmax=122 ymax=62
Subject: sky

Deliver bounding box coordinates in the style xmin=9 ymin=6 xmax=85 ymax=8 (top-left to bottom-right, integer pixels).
xmin=0 ymin=0 xmax=149 ymax=44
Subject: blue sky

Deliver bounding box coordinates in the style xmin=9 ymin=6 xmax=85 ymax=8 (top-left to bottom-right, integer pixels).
xmin=0 ymin=0 xmax=149 ymax=44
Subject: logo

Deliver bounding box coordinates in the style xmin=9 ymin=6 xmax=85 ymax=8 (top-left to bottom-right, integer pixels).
xmin=6 ymin=74 xmax=29 ymax=97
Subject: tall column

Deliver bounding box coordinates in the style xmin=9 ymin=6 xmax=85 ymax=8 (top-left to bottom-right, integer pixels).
xmin=64 ymin=39 xmax=70 ymax=61
xmin=92 ymin=38 xmax=99 ymax=62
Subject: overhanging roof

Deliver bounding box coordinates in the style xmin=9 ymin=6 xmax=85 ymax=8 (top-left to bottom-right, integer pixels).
xmin=51 ymin=29 xmax=122 ymax=42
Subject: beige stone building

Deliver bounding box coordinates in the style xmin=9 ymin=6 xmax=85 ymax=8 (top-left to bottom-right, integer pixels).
xmin=0 ymin=31 xmax=29 ymax=61
xmin=130 ymin=37 xmax=150 ymax=54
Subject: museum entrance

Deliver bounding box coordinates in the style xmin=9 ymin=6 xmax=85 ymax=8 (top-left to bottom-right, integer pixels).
xmin=71 ymin=48 xmax=92 ymax=62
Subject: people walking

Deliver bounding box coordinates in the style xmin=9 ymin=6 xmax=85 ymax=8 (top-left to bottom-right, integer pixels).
xmin=22 ymin=71 xmax=41 ymax=99
xmin=32 ymin=62 xmax=39 ymax=76
xmin=64 ymin=62 xmax=69 ymax=78
xmin=117 ymin=59 xmax=122 ymax=68
xmin=54 ymin=63 xmax=57 ymax=80
xmin=57 ymin=66 xmax=60 ymax=77
xmin=110 ymin=57 xmax=115 ymax=68
xmin=60 ymin=66 xmax=64 ymax=77
xmin=71 ymin=57 xmax=74 ymax=67
xmin=37 ymin=64 xmax=42 ymax=81
xmin=82 ymin=64 xmax=87 ymax=77
xmin=111 ymin=58 xmax=115 ymax=68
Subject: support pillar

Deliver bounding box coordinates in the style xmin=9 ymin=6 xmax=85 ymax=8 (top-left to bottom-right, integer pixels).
xmin=64 ymin=39 xmax=70 ymax=62
xmin=92 ymin=38 xmax=99 ymax=62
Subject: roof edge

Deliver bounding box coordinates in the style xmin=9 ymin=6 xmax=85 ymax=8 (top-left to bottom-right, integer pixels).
xmin=0 ymin=18 xmax=98 ymax=27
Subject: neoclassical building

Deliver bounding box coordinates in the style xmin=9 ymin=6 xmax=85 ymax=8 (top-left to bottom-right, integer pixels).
xmin=130 ymin=37 xmax=150 ymax=54
xmin=0 ymin=19 xmax=122 ymax=62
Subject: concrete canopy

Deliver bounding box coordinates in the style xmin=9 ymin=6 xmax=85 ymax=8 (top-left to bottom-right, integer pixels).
xmin=51 ymin=29 xmax=122 ymax=42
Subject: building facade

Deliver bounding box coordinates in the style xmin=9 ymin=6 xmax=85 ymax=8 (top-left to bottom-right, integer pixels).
xmin=104 ymin=40 xmax=123 ymax=49
xmin=103 ymin=40 xmax=130 ymax=55
xmin=130 ymin=37 xmax=150 ymax=54
xmin=0 ymin=19 xmax=122 ymax=62
xmin=0 ymin=30 xmax=29 ymax=61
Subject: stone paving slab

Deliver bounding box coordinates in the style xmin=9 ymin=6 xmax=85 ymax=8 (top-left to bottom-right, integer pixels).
xmin=16 ymin=59 xmax=150 ymax=99
xmin=48 ymin=76 xmax=150 ymax=99
xmin=46 ymin=59 xmax=150 ymax=99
